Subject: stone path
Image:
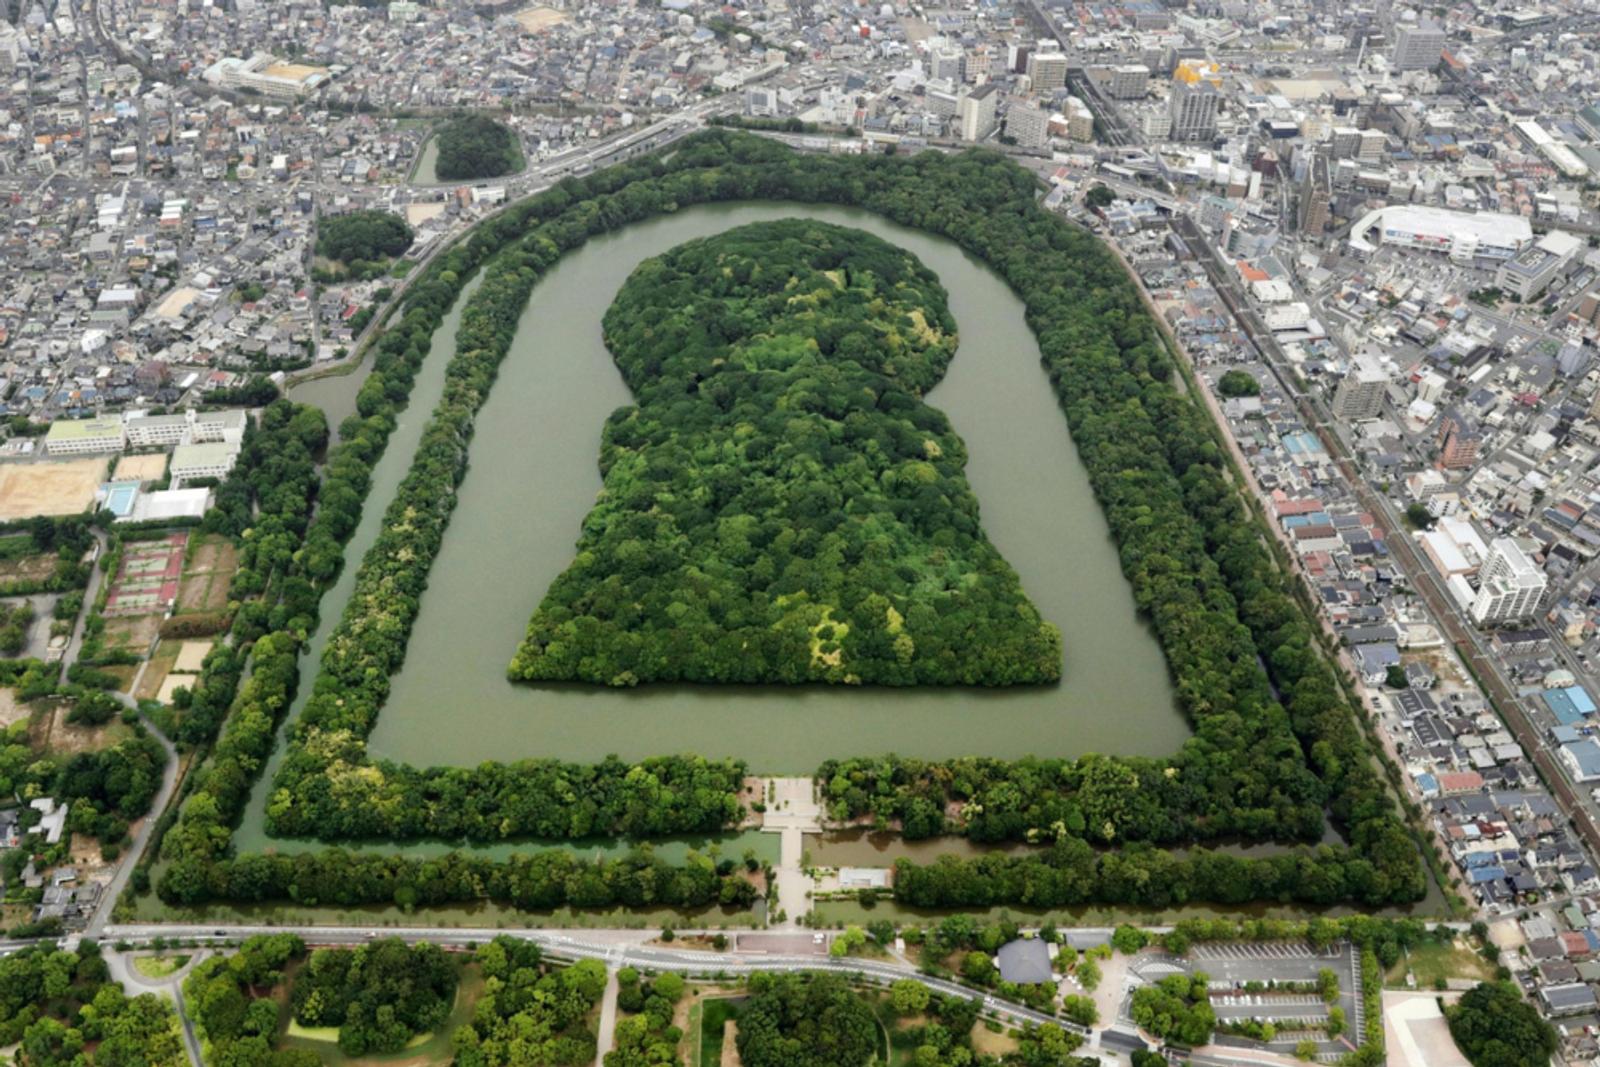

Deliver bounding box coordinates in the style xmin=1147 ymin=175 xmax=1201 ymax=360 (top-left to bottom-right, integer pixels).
xmin=760 ymin=778 xmax=820 ymax=927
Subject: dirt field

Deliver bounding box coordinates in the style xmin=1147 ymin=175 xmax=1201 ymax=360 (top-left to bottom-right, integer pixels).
xmin=113 ymin=454 xmax=168 ymax=483
xmin=0 ymin=459 xmax=107 ymax=521
xmin=969 ymin=1022 xmax=1020 ymax=1059
xmin=177 ymin=537 xmax=239 ymax=613
xmin=32 ymin=705 xmax=132 ymax=755
xmin=104 ymin=614 xmax=162 ymax=652
xmin=514 ymin=4 xmax=568 ymax=31
xmin=0 ymin=689 xmax=29 ymax=729
xmin=719 ymin=1021 xmax=741 ymax=1067
xmin=0 ymin=553 xmax=58 ymax=585
xmin=135 ymin=644 xmax=180 ymax=703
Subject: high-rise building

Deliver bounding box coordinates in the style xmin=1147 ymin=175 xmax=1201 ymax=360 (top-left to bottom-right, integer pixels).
xmin=1469 ymin=538 xmax=1547 ymax=625
xmin=958 ymin=83 xmax=998 ymax=142
xmin=1168 ymin=61 xmax=1221 ymax=142
xmin=1107 ymin=64 xmax=1149 ymax=100
xmin=1392 ymin=21 xmax=1446 ymax=71
xmin=1007 ymin=103 xmax=1050 ymax=148
xmin=930 ymin=47 xmax=964 ymax=83
xmin=1065 ymin=96 xmax=1095 ymax=141
xmin=1298 ymin=152 xmax=1331 ymax=235
xmin=1332 ymin=356 xmax=1388 ymax=420
xmin=1027 ymin=51 xmax=1068 ymax=92
xmin=1437 ymin=410 xmax=1482 ymax=470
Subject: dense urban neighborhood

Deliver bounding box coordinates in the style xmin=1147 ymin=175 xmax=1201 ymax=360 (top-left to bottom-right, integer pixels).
xmin=5 ymin=0 xmax=1600 ymax=1063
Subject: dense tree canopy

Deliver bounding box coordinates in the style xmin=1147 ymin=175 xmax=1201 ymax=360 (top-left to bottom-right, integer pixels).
xmin=316 ymin=210 xmax=413 ymax=264
xmin=509 ymin=221 xmax=1059 ymax=687
xmin=0 ymin=946 xmax=184 ymax=1067
xmin=736 ymin=973 xmax=881 ymax=1067
xmin=456 ymin=939 xmax=605 ymax=1067
xmin=432 ymin=114 xmax=522 ymax=181
xmin=1447 ymin=982 xmax=1558 ymax=1067
xmin=290 ymin=939 xmax=458 ymax=1056
xmin=184 ymin=935 xmax=317 ymax=1067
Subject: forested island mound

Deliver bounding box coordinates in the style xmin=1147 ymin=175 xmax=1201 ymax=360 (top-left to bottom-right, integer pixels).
xmin=508 ymin=220 xmax=1061 ymax=687
xmin=431 ymin=114 xmax=522 ymax=180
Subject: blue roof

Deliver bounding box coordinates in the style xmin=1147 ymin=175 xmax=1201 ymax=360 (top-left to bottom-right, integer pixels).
xmin=1414 ymin=772 xmax=1439 ymax=794
xmin=1467 ymin=866 xmax=1506 ymax=884
xmin=1564 ymin=737 xmax=1600 ymax=779
xmin=1544 ymin=686 xmax=1596 ymax=726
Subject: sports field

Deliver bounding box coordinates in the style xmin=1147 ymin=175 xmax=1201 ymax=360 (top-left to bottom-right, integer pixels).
xmin=113 ymin=453 xmax=168 ymax=482
xmin=0 ymin=458 xmax=106 ymax=520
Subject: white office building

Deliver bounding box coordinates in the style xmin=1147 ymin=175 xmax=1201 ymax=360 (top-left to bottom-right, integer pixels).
xmin=1007 ymin=103 xmax=1050 ymax=148
xmin=958 ymin=84 xmax=998 ymax=142
xmin=170 ymin=442 xmax=242 ymax=486
xmin=125 ymin=408 xmax=249 ymax=449
xmin=1469 ymin=538 xmax=1547 ymax=626
xmin=1392 ymin=21 xmax=1446 ymax=71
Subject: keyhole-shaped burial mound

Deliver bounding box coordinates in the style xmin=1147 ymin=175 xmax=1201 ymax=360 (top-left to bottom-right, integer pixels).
xmin=508 ymin=219 xmax=1061 ymax=688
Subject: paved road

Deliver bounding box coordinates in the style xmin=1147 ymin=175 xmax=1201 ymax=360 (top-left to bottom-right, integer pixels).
xmin=107 ymin=949 xmax=205 ymax=1067
xmin=56 ymin=530 xmax=108 ymax=686
xmin=592 ymin=966 xmax=620 ymax=1067
xmin=98 ymin=923 xmax=1081 ymax=1038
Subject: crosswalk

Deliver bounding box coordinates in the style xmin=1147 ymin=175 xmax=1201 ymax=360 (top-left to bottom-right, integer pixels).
xmin=1191 ymin=941 xmax=1340 ymax=961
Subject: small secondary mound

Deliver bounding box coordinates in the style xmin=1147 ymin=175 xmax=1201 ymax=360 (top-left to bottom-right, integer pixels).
xmin=508 ymin=219 xmax=1061 ymax=687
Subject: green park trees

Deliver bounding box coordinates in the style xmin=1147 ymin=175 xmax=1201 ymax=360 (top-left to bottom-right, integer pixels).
xmin=432 ymin=114 xmax=522 ymax=180
xmin=315 ymin=210 xmax=412 ymax=264
xmin=1446 ymin=982 xmax=1558 ymax=1067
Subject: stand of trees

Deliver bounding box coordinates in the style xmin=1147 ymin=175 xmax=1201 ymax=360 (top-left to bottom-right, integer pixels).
xmin=0 ymin=945 xmax=185 ymax=1066
xmin=1446 ymin=982 xmax=1558 ymax=1067
xmin=0 ymin=515 xmax=95 ymax=595
xmin=509 ymin=220 xmax=1059 ymax=687
xmin=1129 ymin=973 xmax=1216 ymax=1047
xmin=290 ymin=939 xmax=458 ymax=1056
xmin=315 ymin=210 xmax=413 ymax=264
xmin=736 ymin=973 xmax=881 ymax=1067
xmin=432 ymin=114 xmax=522 ymax=181
xmin=184 ymin=934 xmax=317 ymax=1067
xmin=157 ymin=128 xmax=1419 ymax=912
xmin=459 ymin=939 xmax=606 ymax=1066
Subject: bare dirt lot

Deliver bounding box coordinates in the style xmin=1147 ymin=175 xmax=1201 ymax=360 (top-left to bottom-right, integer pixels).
xmin=112 ymin=454 xmax=168 ymax=483
xmin=0 ymin=552 xmax=58 ymax=585
xmin=177 ymin=537 xmax=239 ymax=613
xmin=0 ymin=689 xmax=30 ymax=729
xmin=0 ymin=459 xmax=106 ymax=520
xmin=32 ymin=705 xmax=132 ymax=755
xmin=104 ymin=614 xmax=162 ymax=653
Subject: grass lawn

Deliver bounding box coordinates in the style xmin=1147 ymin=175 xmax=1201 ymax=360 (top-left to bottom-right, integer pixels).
xmin=1386 ymin=939 xmax=1494 ymax=989
xmin=698 ymin=997 xmax=743 ymax=1067
xmin=132 ymin=954 xmax=190 ymax=979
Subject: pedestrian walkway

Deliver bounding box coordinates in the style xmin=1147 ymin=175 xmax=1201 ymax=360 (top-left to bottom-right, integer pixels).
xmin=760 ymin=778 xmax=820 ymax=928
xmin=592 ymin=966 xmax=620 ymax=1066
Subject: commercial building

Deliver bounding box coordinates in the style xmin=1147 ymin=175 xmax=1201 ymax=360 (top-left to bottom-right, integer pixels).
xmin=44 ymin=417 xmax=126 ymax=455
xmin=1026 ymin=51 xmax=1067 ymax=92
xmin=1107 ymin=64 xmax=1149 ymax=100
xmin=958 ymin=84 xmax=998 ymax=142
xmin=1469 ymin=538 xmax=1547 ymax=626
xmin=1169 ymin=61 xmax=1222 ymax=142
xmin=1332 ymin=356 xmax=1389 ymax=420
xmin=1496 ymin=231 xmax=1584 ymax=301
xmin=1348 ymin=205 xmax=1533 ymax=261
xmin=1392 ymin=21 xmax=1446 ymax=71
xmin=170 ymin=442 xmax=241 ymax=486
xmin=1007 ymin=103 xmax=1050 ymax=149
xmin=1514 ymin=120 xmax=1590 ymax=179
